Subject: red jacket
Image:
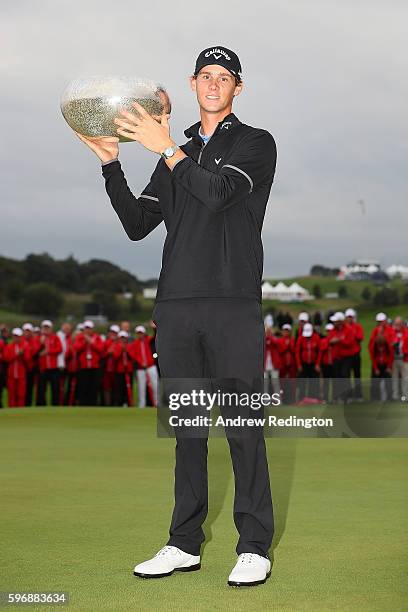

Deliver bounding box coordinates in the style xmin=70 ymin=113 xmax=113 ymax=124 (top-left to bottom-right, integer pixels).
xmin=370 ymin=337 xmax=394 ymax=370
xmin=130 ymin=336 xmax=155 ymax=369
xmin=73 ymin=332 xmax=104 ymax=369
xmin=346 ymin=322 xmax=364 ymax=355
xmin=402 ymin=334 xmax=408 ymax=363
xmin=4 ymin=341 xmax=31 ymax=379
xmin=327 ymin=324 xmax=355 ymax=359
xmin=295 ymin=334 xmax=320 ymax=368
xmin=369 ymin=324 xmax=395 ymax=352
xmin=389 ymin=327 xmax=408 ymax=362
xmin=316 ymin=337 xmax=335 ymax=366
xmin=33 ymin=334 xmax=63 ymax=372
xmin=65 ymin=340 xmax=79 ymax=373
xmin=22 ymin=335 xmax=38 ymax=371
xmin=277 ymin=336 xmax=296 ymax=368
xmin=264 ymin=332 xmax=281 ymax=370
xmin=112 ymin=341 xmax=135 ymax=373
xmin=103 ymin=337 xmax=118 ymax=373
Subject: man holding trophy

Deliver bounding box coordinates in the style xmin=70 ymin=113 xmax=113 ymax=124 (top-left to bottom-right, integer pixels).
xmin=75 ymin=46 xmax=277 ymax=587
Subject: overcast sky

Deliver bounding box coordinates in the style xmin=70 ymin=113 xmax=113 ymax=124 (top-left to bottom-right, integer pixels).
xmin=1 ymin=0 xmax=406 ymax=280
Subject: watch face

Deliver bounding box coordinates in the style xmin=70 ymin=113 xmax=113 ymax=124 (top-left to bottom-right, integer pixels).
xmin=164 ymin=147 xmax=174 ymax=157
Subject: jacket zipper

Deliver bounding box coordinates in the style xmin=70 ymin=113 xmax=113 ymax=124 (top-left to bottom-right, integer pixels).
xmin=197 ymin=129 xmax=217 ymax=165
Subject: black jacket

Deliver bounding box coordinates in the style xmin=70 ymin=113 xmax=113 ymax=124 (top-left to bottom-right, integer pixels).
xmin=102 ymin=112 xmax=277 ymax=302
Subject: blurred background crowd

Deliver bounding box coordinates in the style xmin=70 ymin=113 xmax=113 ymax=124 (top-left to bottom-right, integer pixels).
xmin=1 ymin=307 xmax=407 ymax=408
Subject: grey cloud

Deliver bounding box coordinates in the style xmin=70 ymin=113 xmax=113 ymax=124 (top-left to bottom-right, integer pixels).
xmin=1 ymin=0 xmax=406 ymax=279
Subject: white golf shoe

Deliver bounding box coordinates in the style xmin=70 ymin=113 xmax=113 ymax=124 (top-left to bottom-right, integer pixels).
xmin=228 ymin=552 xmax=271 ymax=587
xmin=133 ymin=545 xmax=201 ymax=579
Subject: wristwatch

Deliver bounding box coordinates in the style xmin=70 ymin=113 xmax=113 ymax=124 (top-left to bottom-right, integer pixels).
xmin=160 ymin=144 xmax=179 ymax=160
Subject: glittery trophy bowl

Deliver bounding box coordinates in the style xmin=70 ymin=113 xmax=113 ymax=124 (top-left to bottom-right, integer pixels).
xmin=60 ymin=76 xmax=170 ymax=142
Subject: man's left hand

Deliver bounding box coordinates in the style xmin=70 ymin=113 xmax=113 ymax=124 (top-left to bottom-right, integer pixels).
xmin=114 ymin=101 xmax=173 ymax=154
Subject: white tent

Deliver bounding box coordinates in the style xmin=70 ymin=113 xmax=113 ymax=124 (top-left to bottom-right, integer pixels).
xmin=262 ymin=281 xmax=312 ymax=302
xmin=386 ymin=264 xmax=408 ymax=280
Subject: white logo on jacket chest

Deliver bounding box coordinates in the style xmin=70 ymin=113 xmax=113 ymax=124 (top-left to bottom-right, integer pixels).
xmin=215 ymin=158 xmax=222 ymax=165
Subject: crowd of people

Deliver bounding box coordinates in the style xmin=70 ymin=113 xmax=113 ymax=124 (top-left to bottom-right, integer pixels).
xmin=0 ymin=320 xmax=159 ymax=408
xmin=263 ymin=308 xmax=408 ymax=404
xmin=0 ymin=308 xmax=407 ymax=408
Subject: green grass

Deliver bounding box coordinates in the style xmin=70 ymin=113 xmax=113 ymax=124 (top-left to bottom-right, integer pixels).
xmin=0 ymin=407 xmax=407 ymax=611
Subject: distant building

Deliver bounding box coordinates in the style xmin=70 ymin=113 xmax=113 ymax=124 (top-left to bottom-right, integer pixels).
xmin=337 ymin=260 xmax=389 ymax=282
xmin=262 ymin=281 xmax=312 ymax=302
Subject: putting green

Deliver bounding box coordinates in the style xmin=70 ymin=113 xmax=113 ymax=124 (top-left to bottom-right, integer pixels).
xmin=0 ymin=407 xmax=406 ymax=611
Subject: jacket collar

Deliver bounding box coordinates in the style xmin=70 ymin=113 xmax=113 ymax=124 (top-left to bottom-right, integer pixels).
xmin=184 ymin=112 xmax=241 ymax=142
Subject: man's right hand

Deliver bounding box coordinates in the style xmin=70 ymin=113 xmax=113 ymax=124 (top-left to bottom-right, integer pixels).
xmin=75 ymin=132 xmax=119 ymax=163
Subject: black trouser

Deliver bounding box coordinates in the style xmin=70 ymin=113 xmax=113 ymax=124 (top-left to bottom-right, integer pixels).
xmin=114 ymin=372 xmax=133 ymax=406
xmin=37 ymin=368 xmax=60 ymax=406
xmin=370 ymin=365 xmax=392 ymax=401
xmin=298 ymin=363 xmax=319 ymax=400
xmin=0 ymin=368 xmax=5 ymax=408
xmin=77 ymin=368 xmax=100 ymax=406
xmin=350 ymin=353 xmax=362 ymax=398
xmin=153 ymin=298 xmax=274 ymax=558
xmin=25 ymin=369 xmax=36 ymax=406
xmin=332 ymin=357 xmax=353 ymax=401
xmin=321 ymin=364 xmax=334 ymax=402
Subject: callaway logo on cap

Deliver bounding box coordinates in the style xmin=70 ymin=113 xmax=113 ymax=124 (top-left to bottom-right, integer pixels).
xmin=194 ymin=45 xmax=243 ymax=81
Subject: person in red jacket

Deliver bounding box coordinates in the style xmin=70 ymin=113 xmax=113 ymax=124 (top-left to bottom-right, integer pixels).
xmin=369 ymin=324 xmax=393 ymax=401
xmin=65 ymin=323 xmax=83 ymax=406
xmin=33 ymin=320 xmax=63 ymax=406
xmin=295 ymin=323 xmax=320 ymax=400
xmin=22 ymin=323 xmax=38 ymax=406
xmin=4 ymin=328 xmax=31 ymax=407
xmin=316 ymin=323 xmax=335 ymax=403
xmin=369 ymin=312 xmax=394 ymax=346
xmin=389 ymin=317 xmax=408 ymax=401
xmin=264 ymin=318 xmax=281 ymax=395
xmin=0 ymin=334 xmax=6 ymax=408
xmin=328 ymin=312 xmax=355 ymax=402
xmin=73 ymin=320 xmax=104 ymax=406
xmin=112 ymin=331 xmax=135 ymax=406
xmin=102 ymin=324 xmax=120 ymax=406
xmin=402 ymin=331 xmax=408 ymax=401
xmin=278 ymin=323 xmax=296 ymax=404
xmin=345 ymin=308 xmax=364 ymax=400
xmin=131 ymin=325 xmax=159 ymax=408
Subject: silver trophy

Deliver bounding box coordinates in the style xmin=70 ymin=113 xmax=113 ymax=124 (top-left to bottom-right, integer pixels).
xmin=60 ymin=76 xmax=170 ymax=142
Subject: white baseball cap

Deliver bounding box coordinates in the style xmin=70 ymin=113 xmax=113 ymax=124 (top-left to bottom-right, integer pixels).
xmin=331 ymin=311 xmax=345 ymax=322
xmin=376 ymin=312 xmax=387 ymax=322
xmin=76 ymin=323 xmax=84 ymax=332
xmin=302 ymin=323 xmax=314 ymax=337
xmin=22 ymin=323 xmax=34 ymax=331
xmin=118 ymin=330 xmax=129 ymax=338
xmin=110 ymin=324 xmax=120 ymax=333
xmin=41 ymin=319 xmax=52 ymax=327
xmin=345 ymin=308 xmax=356 ymax=318
xmin=298 ymin=312 xmax=309 ymax=322
xmin=135 ymin=325 xmax=146 ymax=333
xmin=12 ymin=327 xmax=23 ymax=336
xmin=325 ymin=323 xmax=334 ymax=331
xmin=83 ymin=320 xmax=94 ymax=328
xmin=282 ymin=323 xmax=292 ymax=330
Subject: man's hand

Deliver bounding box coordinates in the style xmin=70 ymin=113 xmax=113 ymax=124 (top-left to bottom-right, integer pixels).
xmin=114 ymin=101 xmax=173 ymax=154
xmin=75 ymin=132 xmax=119 ymax=163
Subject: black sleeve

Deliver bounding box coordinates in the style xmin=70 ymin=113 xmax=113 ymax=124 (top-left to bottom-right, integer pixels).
xmin=170 ymin=130 xmax=277 ymax=213
xmin=102 ymin=160 xmax=163 ymax=240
